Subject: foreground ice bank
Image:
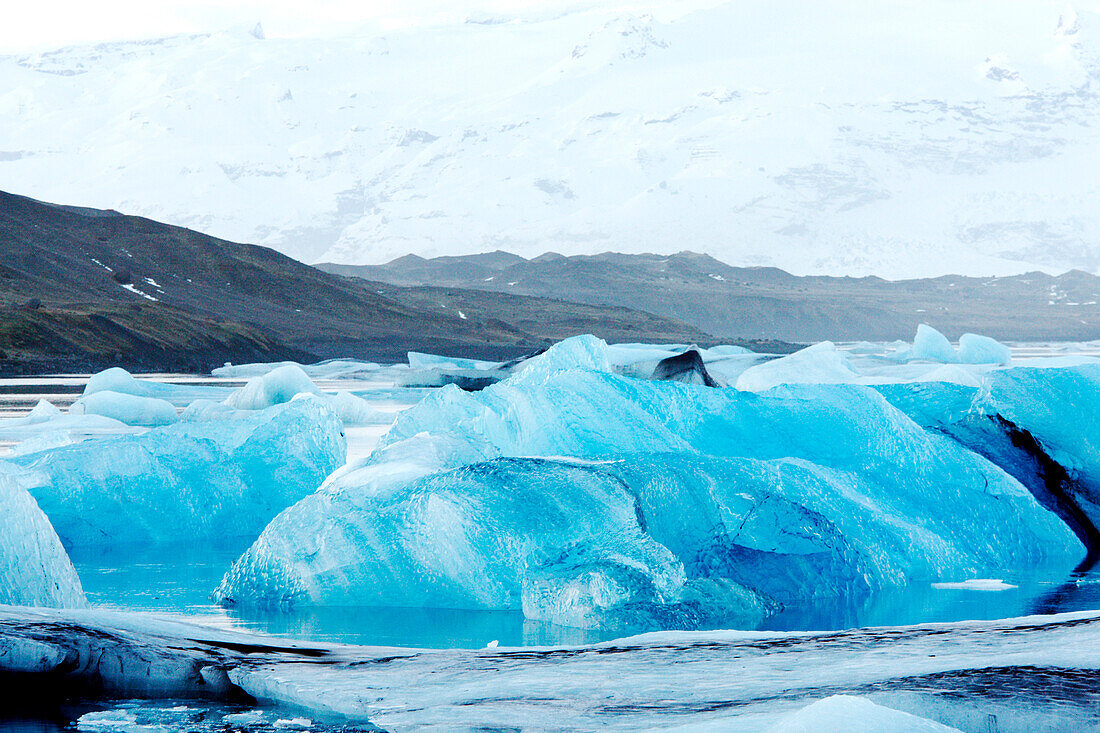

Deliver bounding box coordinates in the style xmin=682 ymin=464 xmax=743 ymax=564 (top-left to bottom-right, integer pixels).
xmin=3 ymin=606 xmax=1099 ymax=731
xmin=2 ymin=399 xmax=345 ymax=547
xmin=215 ymin=337 xmax=1081 ymax=630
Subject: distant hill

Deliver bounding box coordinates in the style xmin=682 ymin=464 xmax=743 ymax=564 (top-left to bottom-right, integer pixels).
xmin=321 ymin=251 xmax=1100 ymax=343
xmin=0 ymin=192 xmax=716 ymax=373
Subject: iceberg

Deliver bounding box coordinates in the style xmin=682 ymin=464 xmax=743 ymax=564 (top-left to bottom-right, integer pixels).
xmin=69 ymin=390 xmax=179 ymax=427
xmin=649 ymin=349 xmax=720 ymax=387
xmin=225 ymin=364 xmax=321 ymax=410
xmin=213 ymin=359 xmax=380 ymax=379
xmin=223 ymin=366 xmax=392 ymax=425
xmin=84 ymin=367 xmax=230 ymax=405
xmin=892 ymin=324 xmax=958 ymax=363
xmin=217 ymin=337 xmax=1080 ymax=628
xmin=3 ymin=399 xmax=345 ymax=547
xmin=0 ymin=399 xmax=135 ymax=445
xmin=887 ymin=325 xmax=1008 ymax=365
xmin=697 ymin=344 xmax=753 ymax=359
xmin=0 ymin=468 xmax=85 ymax=608
xmin=217 ymin=457 xmax=716 ymax=629
xmin=395 ymin=368 xmax=505 ymax=390
xmin=407 ymin=352 xmax=501 ymax=371
xmin=735 ymin=341 xmax=857 ymax=391
xmin=320 ymin=391 xmax=392 ymax=426
xmin=178 ymin=398 xmax=254 ymax=422
xmin=956 ymin=332 xmax=1012 ymax=365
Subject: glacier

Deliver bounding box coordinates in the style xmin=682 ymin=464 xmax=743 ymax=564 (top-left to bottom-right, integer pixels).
xmin=215 ymin=336 xmax=1082 ymax=629
xmin=2 ymin=398 xmax=346 ymax=547
xmin=3 ymin=3 xmax=1100 ymax=276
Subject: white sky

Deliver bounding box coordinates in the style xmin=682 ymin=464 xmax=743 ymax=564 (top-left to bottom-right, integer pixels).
xmin=0 ymin=0 xmax=708 ymax=54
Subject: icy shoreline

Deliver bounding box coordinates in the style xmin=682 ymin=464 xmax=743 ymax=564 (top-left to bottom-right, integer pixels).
xmin=3 ymin=604 xmax=1100 ymax=730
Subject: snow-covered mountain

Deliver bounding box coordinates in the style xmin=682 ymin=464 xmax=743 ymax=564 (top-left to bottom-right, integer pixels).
xmin=2 ymin=0 xmax=1098 ymax=278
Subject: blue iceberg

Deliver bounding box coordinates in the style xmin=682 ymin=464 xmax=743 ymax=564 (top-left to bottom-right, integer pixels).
xmin=4 ymin=399 xmax=345 ymax=547
xmin=215 ymin=337 xmax=1080 ymax=629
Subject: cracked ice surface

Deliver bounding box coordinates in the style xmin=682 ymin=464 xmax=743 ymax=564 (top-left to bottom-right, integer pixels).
xmin=0 ymin=472 xmax=85 ymax=608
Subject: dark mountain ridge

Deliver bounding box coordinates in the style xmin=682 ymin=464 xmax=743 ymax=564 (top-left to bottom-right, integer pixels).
xmin=321 ymin=251 xmax=1100 ymax=342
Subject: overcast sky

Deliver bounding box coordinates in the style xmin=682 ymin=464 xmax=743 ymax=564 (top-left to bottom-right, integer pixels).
xmin=0 ymin=0 xmax=708 ymax=53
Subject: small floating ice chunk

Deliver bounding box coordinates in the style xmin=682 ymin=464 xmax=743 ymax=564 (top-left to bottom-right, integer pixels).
xmin=223 ymin=710 xmax=267 ymax=725
xmin=735 ymin=341 xmax=856 ymax=391
xmin=75 ymin=710 xmax=138 ymax=731
xmin=70 ymin=391 xmax=178 ymax=427
xmin=931 ymin=578 xmax=1018 ymax=591
xmin=226 ymin=364 xmax=321 ymax=410
xmin=179 ymin=399 xmax=252 ymax=422
xmin=956 ymin=333 xmax=1011 ymax=365
xmin=273 ymin=717 xmax=312 ymax=729
xmin=26 ymin=399 xmax=62 ymax=422
xmin=321 ymin=391 xmax=392 ymax=426
xmin=0 ymin=404 xmax=132 ymax=445
xmin=85 ymin=367 xmax=145 ymax=396
xmin=894 ymin=324 xmax=957 ymax=363
xmin=407 ymin=352 xmax=501 ymax=371
xmin=84 ymin=367 xmax=228 ymax=405
xmin=213 ymin=359 xmax=380 ymax=379
xmin=697 ymin=344 xmax=752 ymax=358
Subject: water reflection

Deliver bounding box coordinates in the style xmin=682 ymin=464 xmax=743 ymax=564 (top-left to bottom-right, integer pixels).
xmin=70 ymin=542 xmax=1100 ymax=649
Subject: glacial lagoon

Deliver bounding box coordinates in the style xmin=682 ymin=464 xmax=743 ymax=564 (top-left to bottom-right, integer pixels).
xmin=5 ymin=333 xmax=1100 ymax=730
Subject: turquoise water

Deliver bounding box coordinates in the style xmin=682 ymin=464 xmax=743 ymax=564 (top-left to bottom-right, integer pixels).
xmin=68 ymin=540 xmax=1100 ymax=649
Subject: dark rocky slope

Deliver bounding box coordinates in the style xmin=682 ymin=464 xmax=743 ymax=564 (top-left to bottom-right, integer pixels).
xmin=0 ymin=191 xmax=719 ymax=372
